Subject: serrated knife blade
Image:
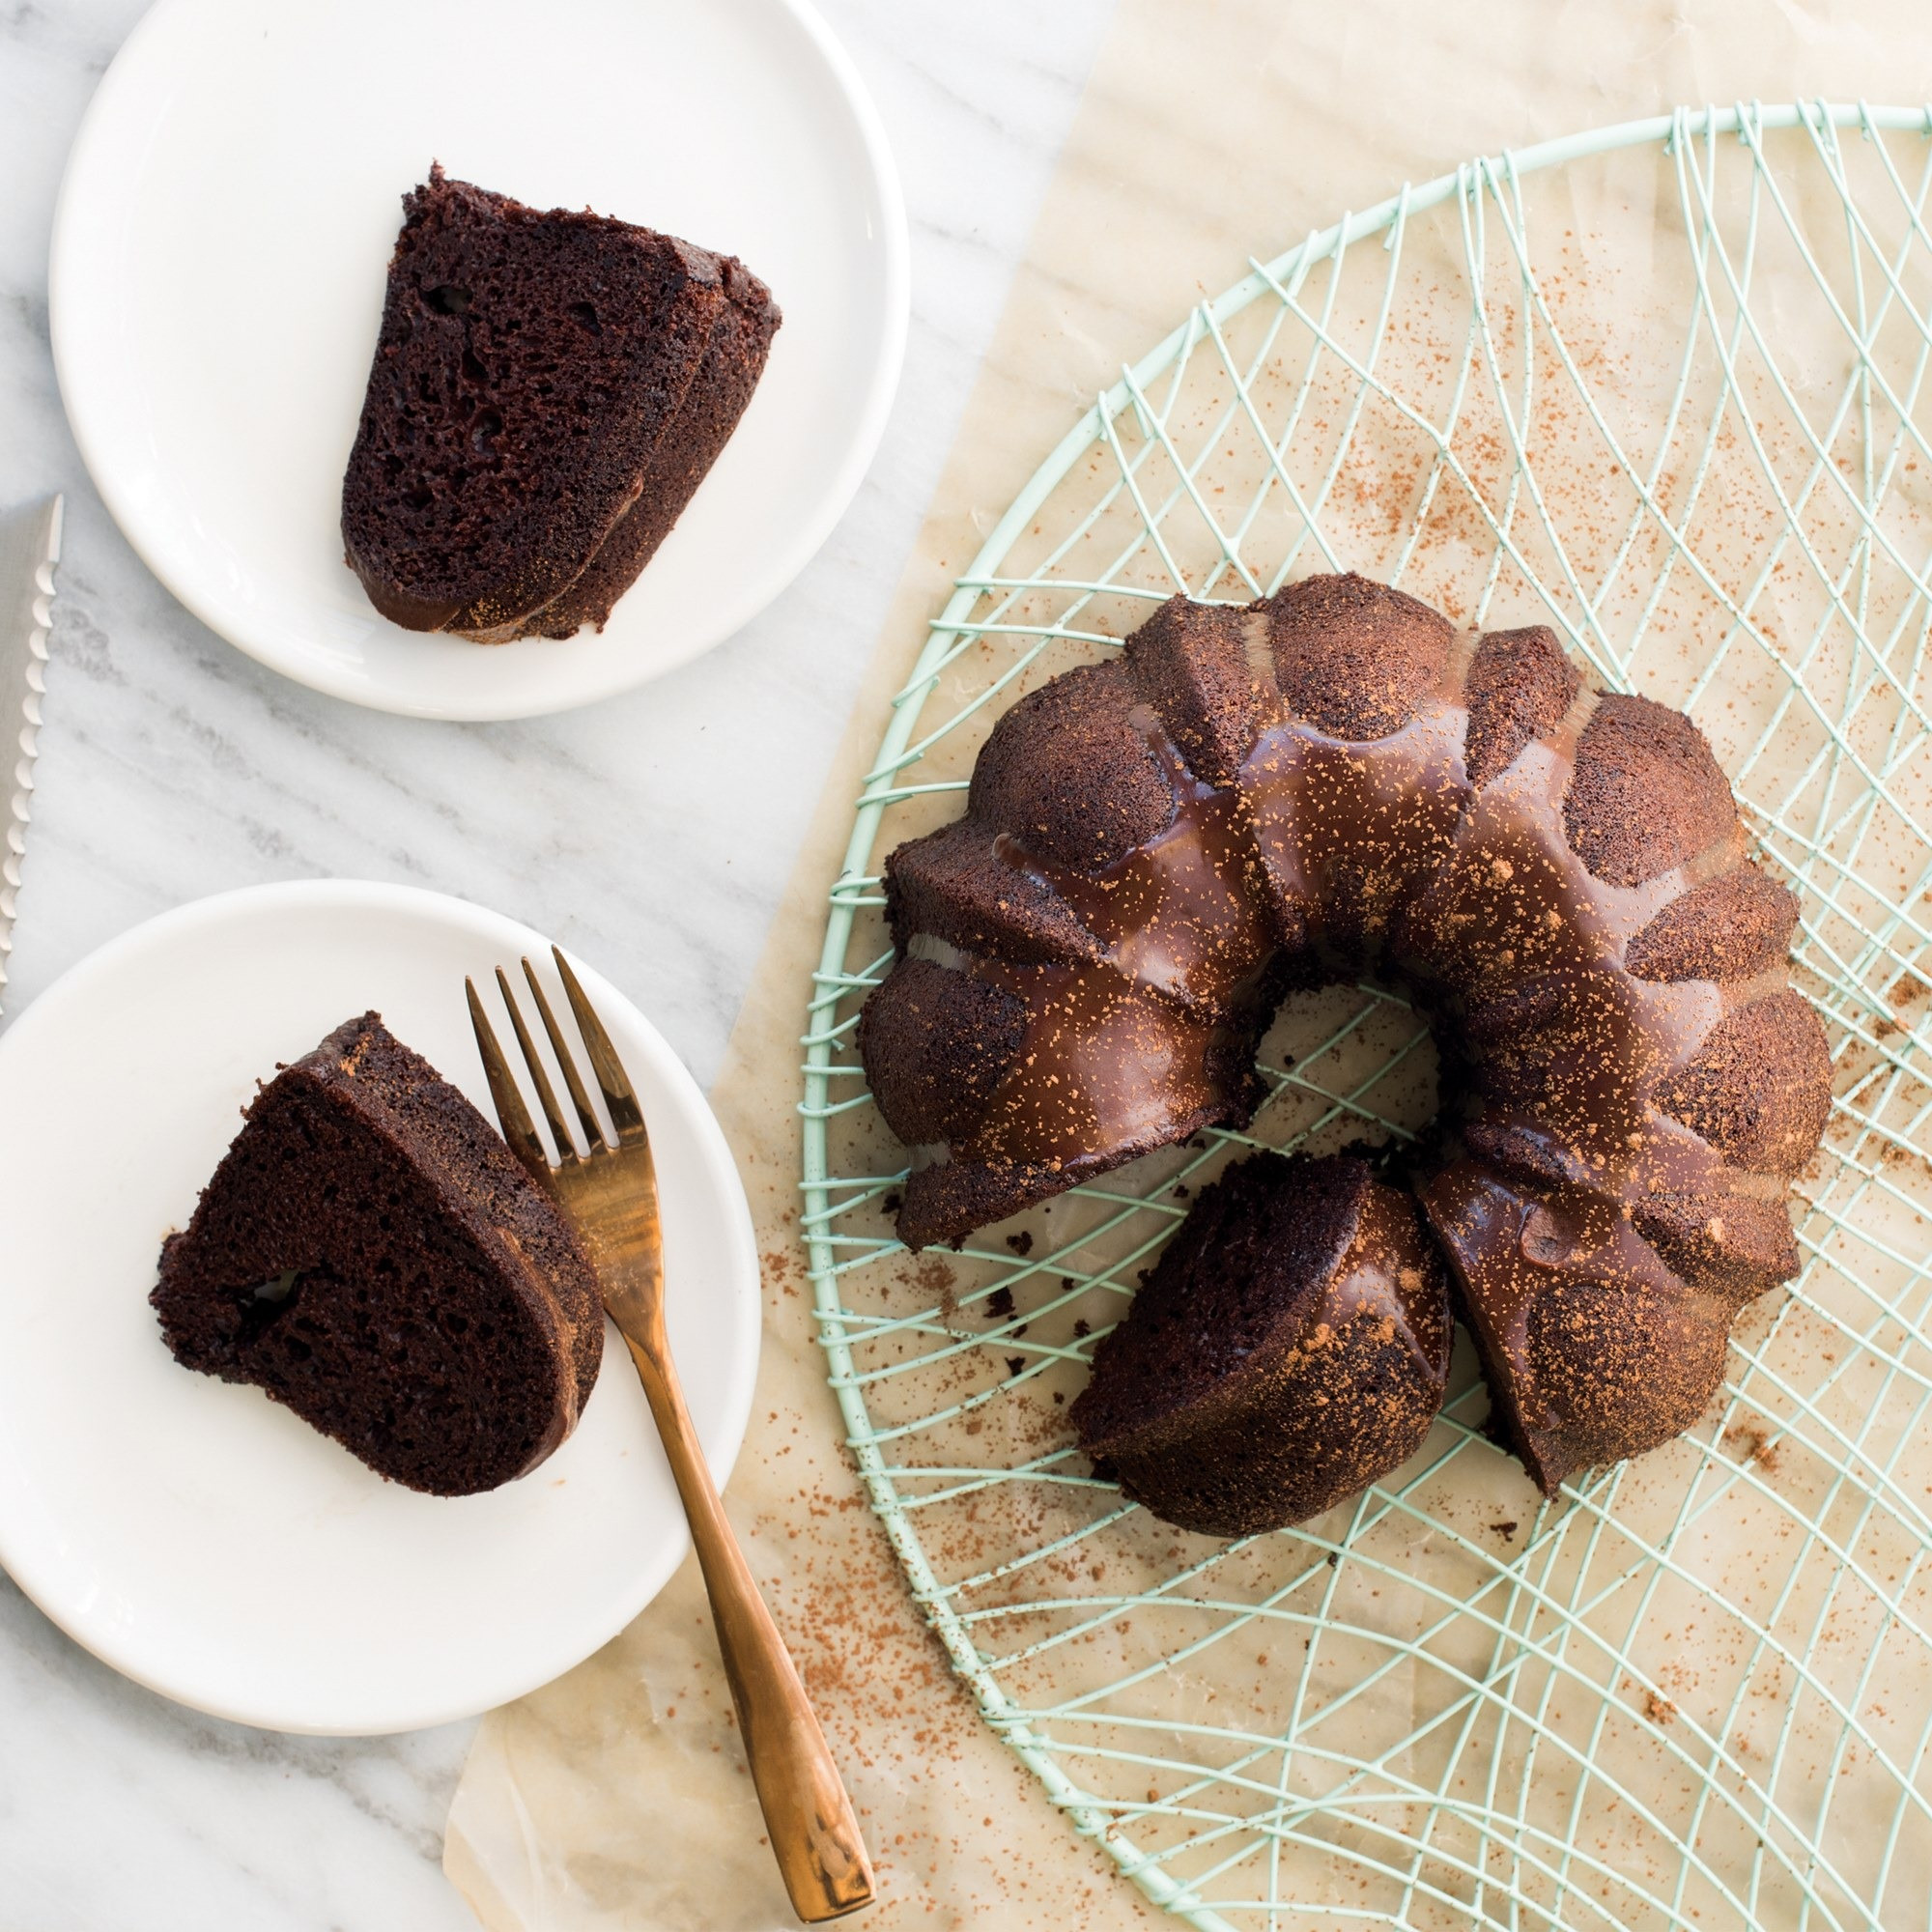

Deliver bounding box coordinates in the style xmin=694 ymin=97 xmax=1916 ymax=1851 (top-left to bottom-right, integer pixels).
xmin=0 ymin=496 xmax=61 ymax=1009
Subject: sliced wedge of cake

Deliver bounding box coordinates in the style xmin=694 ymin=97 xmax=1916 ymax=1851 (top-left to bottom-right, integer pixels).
xmin=1070 ymin=1152 xmax=1451 ymax=1536
xmin=341 ymin=167 xmax=781 ymax=642
xmin=152 ymin=1012 xmax=603 ymax=1495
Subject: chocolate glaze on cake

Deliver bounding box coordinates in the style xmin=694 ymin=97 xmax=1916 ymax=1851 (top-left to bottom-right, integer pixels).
xmin=1070 ymin=1153 xmax=1451 ymax=1536
xmin=152 ymin=1013 xmax=603 ymax=1496
xmin=860 ymin=572 xmax=1833 ymax=1498
xmin=341 ymin=168 xmax=780 ymax=642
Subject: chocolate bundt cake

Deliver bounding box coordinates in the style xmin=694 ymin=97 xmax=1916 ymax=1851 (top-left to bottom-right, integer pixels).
xmin=859 ymin=573 xmax=1833 ymax=1500
xmin=341 ymin=167 xmax=781 ymax=642
xmin=1070 ymin=1152 xmax=1451 ymax=1535
xmin=153 ymin=1013 xmax=603 ymax=1495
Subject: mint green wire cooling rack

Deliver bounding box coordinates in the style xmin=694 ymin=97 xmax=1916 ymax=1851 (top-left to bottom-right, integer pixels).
xmin=800 ymin=104 xmax=1932 ymax=1930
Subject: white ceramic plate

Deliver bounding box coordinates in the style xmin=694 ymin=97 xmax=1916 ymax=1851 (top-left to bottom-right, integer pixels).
xmin=0 ymin=882 xmax=760 ymax=1733
xmin=48 ymin=0 xmax=906 ymax=720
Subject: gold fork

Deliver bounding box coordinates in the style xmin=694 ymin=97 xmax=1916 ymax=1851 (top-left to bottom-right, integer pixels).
xmin=467 ymin=950 xmax=875 ymax=1923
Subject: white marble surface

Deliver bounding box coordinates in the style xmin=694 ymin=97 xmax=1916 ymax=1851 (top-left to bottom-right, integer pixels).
xmin=0 ymin=1 xmax=1112 ymax=1922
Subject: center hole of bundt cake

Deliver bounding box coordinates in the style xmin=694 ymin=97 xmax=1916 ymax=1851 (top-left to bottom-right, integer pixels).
xmin=1255 ymin=983 xmax=1444 ymax=1156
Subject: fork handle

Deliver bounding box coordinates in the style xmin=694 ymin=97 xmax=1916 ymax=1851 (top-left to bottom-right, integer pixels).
xmin=623 ymin=1332 xmax=876 ymax=1922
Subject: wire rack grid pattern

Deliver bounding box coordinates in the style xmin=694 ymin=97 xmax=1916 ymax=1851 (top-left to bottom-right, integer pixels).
xmin=800 ymin=103 xmax=1932 ymax=1931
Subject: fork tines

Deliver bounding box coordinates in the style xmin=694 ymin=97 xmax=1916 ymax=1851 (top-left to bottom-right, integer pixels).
xmin=467 ymin=947 xmax=646 ymax=1174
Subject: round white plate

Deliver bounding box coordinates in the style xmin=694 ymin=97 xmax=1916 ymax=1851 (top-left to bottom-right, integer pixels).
xmin=49 ymin=0 xmax=906 ymax=720
xmin=0 ymin=882 xmax=761 ymax=1733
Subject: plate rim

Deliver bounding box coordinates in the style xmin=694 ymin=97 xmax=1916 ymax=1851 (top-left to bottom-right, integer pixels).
xmin=0 ymin=877 xmax=762 ymax=1734
xmin=46 ymin=0 xmax=910 ymax=723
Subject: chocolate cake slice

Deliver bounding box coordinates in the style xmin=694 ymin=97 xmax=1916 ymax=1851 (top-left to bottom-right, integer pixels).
xmin=341 ymin=167 xmax=781 ymax=642
xmin=152 ymin=1013 xmax=603 ymax=1495
xmin=1070 ymin=1152 xmax=1452 ymax=1536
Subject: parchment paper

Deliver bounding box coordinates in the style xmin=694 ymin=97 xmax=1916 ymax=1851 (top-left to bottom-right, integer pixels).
xmin=444 ymin=4 xmax=1932 ymax=1926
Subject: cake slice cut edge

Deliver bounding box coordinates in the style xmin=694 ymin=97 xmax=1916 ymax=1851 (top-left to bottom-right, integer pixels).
xmin=340 ymin=167 xmax=781 ymax=644
xmin=151 ymin=1012 xmax=605 ymax=1496
xmin=493 ymin=256 xmax=782 ymax=641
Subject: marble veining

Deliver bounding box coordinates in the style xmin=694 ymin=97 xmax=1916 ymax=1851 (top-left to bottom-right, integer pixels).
xmin=0 ymin=0 xmax=1113 ymax=1923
